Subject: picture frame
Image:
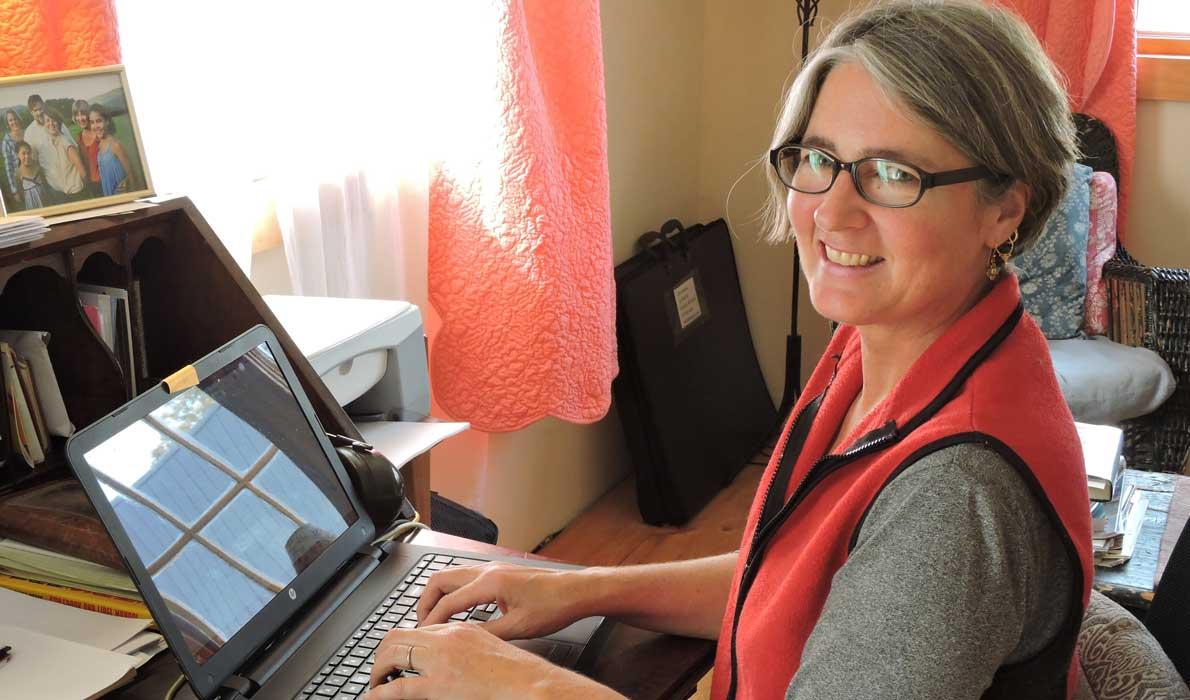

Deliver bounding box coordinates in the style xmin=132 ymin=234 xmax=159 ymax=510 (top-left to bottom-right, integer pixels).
xmin=0 ymin=65 xmax=153 ymax=218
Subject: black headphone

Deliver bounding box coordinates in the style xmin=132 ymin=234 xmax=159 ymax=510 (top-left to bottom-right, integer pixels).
xmin=327 ymin=433 xmax=413 ymax=532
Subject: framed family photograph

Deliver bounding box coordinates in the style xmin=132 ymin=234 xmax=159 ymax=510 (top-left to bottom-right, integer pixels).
xmin=0 ymin=65 xmax=153 ymax=218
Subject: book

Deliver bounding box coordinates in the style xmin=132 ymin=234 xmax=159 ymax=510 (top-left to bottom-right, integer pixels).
xmin=1076 ymin=421 xmax=1124 ymax=502
xmin=0 ymin=330 xmax=75 ymax=437
xmin=0 ymin=341 xmax=44 ymax=465
xmin=0 ymin=480 xmax=123 ymax=570
xmin=0 ymin=573 xmax=148 ymax=619
xmin=14 ymin=355 xmax=48 ymax=451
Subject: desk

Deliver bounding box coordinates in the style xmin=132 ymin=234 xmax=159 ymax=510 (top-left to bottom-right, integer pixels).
xmin=1093 ymin=469 xmax=1190 ymax=610
xmin=111 ymin=530 xmax=714 ymax=700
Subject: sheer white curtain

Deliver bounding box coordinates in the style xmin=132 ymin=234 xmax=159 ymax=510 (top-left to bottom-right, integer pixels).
xmin=115 ymin=1 xmax=493 ymax=302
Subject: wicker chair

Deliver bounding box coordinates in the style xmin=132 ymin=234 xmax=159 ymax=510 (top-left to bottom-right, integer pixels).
xmin=1075 ymin=114 xmax=1190 ymax=473
xmin=1103 ymin=251 xmax=1190 ymax=472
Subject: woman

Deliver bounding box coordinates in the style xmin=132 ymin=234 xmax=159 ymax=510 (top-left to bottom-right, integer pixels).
xmin=2 ymin=109 xmax=25 ymax=206
xmin=40 ymin=108 xmax=86 ymax=198
xmin=368 ymin=2 xmax=1092 ymax=698
xmin=73 ymin=99 xmax=102 ymax=195
xmin=89 ymin=105 xmax=135 ymax=196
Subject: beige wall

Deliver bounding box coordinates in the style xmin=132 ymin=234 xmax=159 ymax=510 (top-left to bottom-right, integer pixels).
xmin=696 ymin=0 xmax=849 ymax=405
xmin=1128 ymin=99 xmax=1190 ymax=269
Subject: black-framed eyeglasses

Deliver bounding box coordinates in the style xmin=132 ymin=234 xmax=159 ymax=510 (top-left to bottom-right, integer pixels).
xmin=768 ymin=143 xmax=1000 ymax=208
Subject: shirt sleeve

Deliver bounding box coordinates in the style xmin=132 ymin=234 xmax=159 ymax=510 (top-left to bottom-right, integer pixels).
xmin=785 ymin=442 xmax=1069 ymax=700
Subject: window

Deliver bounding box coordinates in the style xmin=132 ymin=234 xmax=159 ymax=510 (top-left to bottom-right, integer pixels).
xmin=1137 ymin=1 xmax=1190 ymax=101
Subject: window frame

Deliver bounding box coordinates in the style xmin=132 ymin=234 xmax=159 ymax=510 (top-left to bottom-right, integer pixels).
xmin=1138 ymin=34 xmax=1190 ymax=102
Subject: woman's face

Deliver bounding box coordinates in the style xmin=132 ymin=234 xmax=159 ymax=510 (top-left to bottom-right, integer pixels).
xmin=75 ymin=111 xmax=89 ymax=130
xmin=46 ymin=115 xmax=60 ymax=135
xmin=6 ymin=113 xmax=18 ymax=132
xmin=789 ymin=62 xmax=1016 ymax=335
xmin=90 ymin=111 xmax=107 ymax=137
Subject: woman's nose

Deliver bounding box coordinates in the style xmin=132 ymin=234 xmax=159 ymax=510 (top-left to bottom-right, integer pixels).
xmin=812 ymin=168 xmax=869 ymax=232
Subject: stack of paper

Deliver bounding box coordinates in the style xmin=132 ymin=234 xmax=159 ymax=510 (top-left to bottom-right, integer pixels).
xmin=0 ymin=538 xmax=147 ymax=619
xmin=0 ymin=588 xmax=166 ymax=698
xmin=1094 ymin=485 xmax=1150 ymax=568
xmin=0 ymin=215 xmax=49 ymax=249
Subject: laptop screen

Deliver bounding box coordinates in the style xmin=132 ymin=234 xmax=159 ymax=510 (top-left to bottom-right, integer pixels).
xmin=79 ymin=341 xmax=359 ymax=665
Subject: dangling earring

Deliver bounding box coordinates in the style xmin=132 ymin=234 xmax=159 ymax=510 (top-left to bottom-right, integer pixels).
xmin=986 ymin=229 xmax=1019 ymax=281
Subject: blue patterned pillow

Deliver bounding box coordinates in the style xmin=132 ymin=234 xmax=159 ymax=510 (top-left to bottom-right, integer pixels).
xmin=1012 ymin=163 xmax=1092 ymax=339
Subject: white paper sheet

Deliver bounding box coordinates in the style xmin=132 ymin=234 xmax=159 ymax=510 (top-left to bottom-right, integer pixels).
xmin=0 ymin=588 xmax=149 ymax=651
xmin=356 ymin=420 xmax=470 ymax=470
xmin=0 ymin=624 xmax=136 ymax=700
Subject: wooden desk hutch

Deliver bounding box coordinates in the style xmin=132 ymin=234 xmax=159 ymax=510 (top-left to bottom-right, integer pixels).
xmin=0 ymin=197 xmax=428 ymax=514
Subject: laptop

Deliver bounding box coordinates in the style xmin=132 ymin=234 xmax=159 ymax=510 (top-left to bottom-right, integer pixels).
xmin=65 ymin=325 xmax=606 ymax=700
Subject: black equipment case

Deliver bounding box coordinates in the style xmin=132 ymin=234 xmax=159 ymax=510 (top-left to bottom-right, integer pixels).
xmin=614 ymin=219 xmax=778 ymax=525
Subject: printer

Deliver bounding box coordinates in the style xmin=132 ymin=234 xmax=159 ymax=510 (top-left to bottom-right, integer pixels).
xmin=264 ymin=295 xmax=431 ymax=420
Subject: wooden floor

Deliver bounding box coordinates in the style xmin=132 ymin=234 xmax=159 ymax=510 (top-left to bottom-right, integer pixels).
xmin=536 ymin=447 xmax=770 ymax=699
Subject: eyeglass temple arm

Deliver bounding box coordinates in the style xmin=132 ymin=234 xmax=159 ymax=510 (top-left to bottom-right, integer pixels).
xmin=925 ymin=165 xmax=998 ymax=188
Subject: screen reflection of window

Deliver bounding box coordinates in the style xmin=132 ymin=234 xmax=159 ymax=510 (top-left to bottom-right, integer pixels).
xmin=83 ymin=343 xmax=354 ymax=663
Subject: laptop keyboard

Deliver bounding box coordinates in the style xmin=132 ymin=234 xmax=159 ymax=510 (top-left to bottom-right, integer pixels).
xmin=296 ymin=553 xmax=496 ymax=700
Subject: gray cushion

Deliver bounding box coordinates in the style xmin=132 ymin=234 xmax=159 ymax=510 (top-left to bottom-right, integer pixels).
xmin=1048 ymin=336 xmax=1176 ymax=425
xmin=1078 ymin=590 xmax=1190 ymax=699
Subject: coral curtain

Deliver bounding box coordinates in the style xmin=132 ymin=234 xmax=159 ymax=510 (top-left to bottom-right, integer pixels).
xmin=428 ymin=0 xmax=616 ymax=432
xmin=0 ymin=0 xmax=119 ymax=76
xmin=13 ymin=0 xmax=615 ymax=434
xmin=997 ymin=0 xmax=1136 ymax=239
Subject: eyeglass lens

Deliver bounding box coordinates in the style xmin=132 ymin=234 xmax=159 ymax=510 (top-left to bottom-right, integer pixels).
xmin=776 ymin=146 xmax=922 ymax=207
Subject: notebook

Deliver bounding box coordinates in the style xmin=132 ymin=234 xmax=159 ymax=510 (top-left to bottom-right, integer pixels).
xmin=65 ymin=325 xmax=605 ymax=699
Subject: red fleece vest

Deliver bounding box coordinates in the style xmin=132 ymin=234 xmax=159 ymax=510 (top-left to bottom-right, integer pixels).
xmin=710 ymin=276 xmax=1093 ymax=700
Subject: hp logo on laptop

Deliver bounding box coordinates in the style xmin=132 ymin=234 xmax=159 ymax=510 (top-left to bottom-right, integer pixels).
xmin=289 ymin=588 xmax=297 ymax=600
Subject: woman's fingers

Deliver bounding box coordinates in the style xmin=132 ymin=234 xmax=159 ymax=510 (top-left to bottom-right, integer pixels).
xmin=418 ymin=582 xmax=497 ymax=628
xmin=415 ymin=567 xmax=477 ymax=622
xmin=372 ymin=629 xmax=436 ymax=689
xmin=366 ymin=674 xmax=430 ymax=700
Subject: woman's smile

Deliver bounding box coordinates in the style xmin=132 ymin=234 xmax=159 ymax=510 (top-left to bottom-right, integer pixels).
xmin=820 ymin=241 xmax=884 ymax=268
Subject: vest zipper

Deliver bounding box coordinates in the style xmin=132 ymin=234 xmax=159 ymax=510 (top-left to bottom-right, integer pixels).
xmin=725 ymin=422 xmax=899 ymax=700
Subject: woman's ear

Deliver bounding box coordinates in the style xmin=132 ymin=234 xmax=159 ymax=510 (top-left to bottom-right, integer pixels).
xmin=982 ymin=181 xmax=1029 ymax=249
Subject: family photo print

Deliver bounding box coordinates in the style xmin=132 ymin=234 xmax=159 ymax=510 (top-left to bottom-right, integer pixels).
xmin=0 ymin=65 xmax=152 ymax=218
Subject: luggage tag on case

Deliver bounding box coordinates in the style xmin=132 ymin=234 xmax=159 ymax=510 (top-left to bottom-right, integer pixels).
xmin=667 ymin=269 xmax=711 ymax=344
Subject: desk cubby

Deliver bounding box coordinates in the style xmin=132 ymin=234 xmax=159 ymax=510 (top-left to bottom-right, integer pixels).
xmin=0 ymin=198 xmax=361 ymax=498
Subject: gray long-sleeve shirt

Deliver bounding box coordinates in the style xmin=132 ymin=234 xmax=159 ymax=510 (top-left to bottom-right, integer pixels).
xmin=786 ymin=442 xmax=1073 ymax=699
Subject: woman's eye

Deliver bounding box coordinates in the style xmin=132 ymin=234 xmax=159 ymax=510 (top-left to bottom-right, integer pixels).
xmin=876 ymin=161 xmax=916 ymax=184
xmin=806 ymin=152 xmax=829 ymax=171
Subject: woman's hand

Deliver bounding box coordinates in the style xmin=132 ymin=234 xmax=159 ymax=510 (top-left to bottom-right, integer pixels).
xmin=416 ymin=563 xmax=590 ymax=640
xmin=367 ymin=623 xmax=624 ymax=700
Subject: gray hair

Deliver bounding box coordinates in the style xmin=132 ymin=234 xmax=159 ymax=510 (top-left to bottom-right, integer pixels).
xmin=764 ymin=0 xmax=1077 ymax=252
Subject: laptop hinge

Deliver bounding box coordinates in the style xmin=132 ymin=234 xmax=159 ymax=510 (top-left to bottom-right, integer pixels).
xmin=218 ymin=674 xmax=257 ymax=699
xmin=358 ymin=542 xmax=385 ymax=561
xmin=235 ymin=551 xmax=381 ymax=693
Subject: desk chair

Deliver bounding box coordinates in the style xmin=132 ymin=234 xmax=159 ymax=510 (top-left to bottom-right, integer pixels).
xmin=1147 ymin=514 xmax=1190 ymax=682
xmin=1077 ymin=591 xmax=1190 ymax=700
